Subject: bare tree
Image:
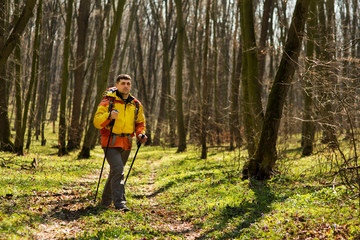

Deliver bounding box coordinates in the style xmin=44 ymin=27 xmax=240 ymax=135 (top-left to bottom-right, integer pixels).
xmin=243 ymin=0 xmax=310 ymax=180
xmin=174 ymin=0 xmax=187 ymax=153
xmin=0 ymin=0 xmax=37 ymax=151
xmin=67 ymin=0 xmax=91 ymax=151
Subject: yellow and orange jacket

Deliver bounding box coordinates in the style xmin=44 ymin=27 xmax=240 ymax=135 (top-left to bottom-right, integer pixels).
xmin=93 ymin=87 xmax=146 ymax=150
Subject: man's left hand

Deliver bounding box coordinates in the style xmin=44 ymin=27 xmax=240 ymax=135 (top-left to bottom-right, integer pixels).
xmin=137 ymin=134 xmax=148 ymax=144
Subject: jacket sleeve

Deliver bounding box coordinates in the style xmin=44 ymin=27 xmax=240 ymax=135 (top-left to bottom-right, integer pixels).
xmin=135 ymin=103 xmax=146 ymax=135
xmin=93 ymin=98 xmax=111 ymax=129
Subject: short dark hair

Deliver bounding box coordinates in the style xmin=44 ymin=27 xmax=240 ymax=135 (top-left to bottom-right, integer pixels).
xmin=116 ymin=74 xmax=132 ymax=83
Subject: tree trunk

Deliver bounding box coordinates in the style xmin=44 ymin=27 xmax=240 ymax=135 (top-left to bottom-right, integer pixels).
xmin=67 ymin=0 xmax=91 ymax=151
xmin=317 ymin=0 xmax=337 ymax=147
xmin=301 ymin=0 xmax=317 ymax=156
xmin=0 ymin=0 xmax=12 ymax=152
xmin=200 ymin=0 xmax=211 ymax=159
xmin=78 ymin=0 xmax=111 ymax=148
xmin=49 ymin=38 xmax=61 ymax=134
xmin=25 ymin=0 xmax=43 ymax=150
xmin=174 ymin=0 xmax=187 ymax=153
xmin=258 ymin=0 xmax=274 ymax=85
xmin=79 ymin=0 xmax=126 ymax=158
xmin=243 ymin=0 xmax=310 ymax=180
xmin=14 ymin=0 xmax=42 ymax=154
xmin=14 ymin=0 xmax=23 ymax=153
xmin=211 ymin=1 xmax=221 ymax=145
xmin=229 ymin=1 xmax=241 ymax=151
xmin=58 ymin=0 xmax=74 ymax=156
xmin=0 ymin=0 xmax=37 ymax=151
xmin=0 ymin=0 xmax=37 ymax=66
xmin=152 ymin=1 xmax=172 ymax=146
xmin=239 ymin=0 xmax=264 ymax=157
xmin=135 ymin=16 xmax=152 ymax=145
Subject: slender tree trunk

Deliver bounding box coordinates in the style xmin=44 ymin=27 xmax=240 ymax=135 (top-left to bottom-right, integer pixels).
xmin=153 ymin=7 xmax=171 ymax=146
xmin=0 ymin=0 xmax=37 ymax=66
xmin=317 ymin=0 xmax=337 ymax=146
xmin=0 ymin=0 xmax=12 ymax=152
xmin=14 ymin=0 xmax=42 ymax=154
xmin=301 ymin=0 xmax=317 ymax=156
xmin=200 ymin=0 xmax=211 ymax=159
xmin=117 ymin=1 xmax=138 ymax=74
xmin=239 ymin=0 xmax=264 ymax=157
xmin=211 ymin=1 xmax=221 ymax=145
xmin=67 ymin=0 xmax=91 ymax=151
xmin=135 ymin=16 xmax=152 ymax=145
xmin=41 ymin=4 xmax=58 ymax=146
xmin=14 ymin=0 xmax=23 ymax=153
xmin=174 ymin=0 xmax=187 ymax=152
xmin=229 ymin=1 xmax=241 ymax=150
xmin=258 ymin=0 xmax=274 ymax=85
xmin=50 ymin=40 xmax=61 ymax=134
xmin=58 ymin=0 xmax=74 ymax=156
xmin=0 ymin=0 xmax=37 ymax=151
xmin=243 ymin=0 xmax=310 ymax=180
xmin=79 ymin=0 xmax=111 ymax=146
xmin=79 ymin=0 xmax=126 ymax=158
xmin=26 ymin=0 xmax=43 ymax=150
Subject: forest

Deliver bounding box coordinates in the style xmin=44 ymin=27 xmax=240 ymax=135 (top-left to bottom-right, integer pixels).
xmin=0 ymin=0 xmax=360 ymax=239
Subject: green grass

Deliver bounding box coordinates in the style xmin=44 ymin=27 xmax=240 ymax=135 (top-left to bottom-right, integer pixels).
xmin=0 ymin=132 xmax=359 ymax=239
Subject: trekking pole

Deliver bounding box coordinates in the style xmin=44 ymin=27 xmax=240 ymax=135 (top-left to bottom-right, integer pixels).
xmin=124 ymin=135 xmax=144 ymax=185
xmin=94 ymin=119 xmax=115 ymax=204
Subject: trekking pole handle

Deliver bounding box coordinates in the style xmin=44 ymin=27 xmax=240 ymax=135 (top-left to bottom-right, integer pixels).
xmin=137 ymin=134 xmax=145 ymax=147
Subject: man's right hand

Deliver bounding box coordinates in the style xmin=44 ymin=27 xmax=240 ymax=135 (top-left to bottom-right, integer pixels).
xmin=110 ymin=110 xmax=119 ymax=120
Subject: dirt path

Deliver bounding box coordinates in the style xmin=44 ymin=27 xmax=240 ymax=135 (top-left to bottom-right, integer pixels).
xmin=132 ymin=168 xmax=202 ymax=239
xmin=30 ymin=160 xmax=202 ymax=239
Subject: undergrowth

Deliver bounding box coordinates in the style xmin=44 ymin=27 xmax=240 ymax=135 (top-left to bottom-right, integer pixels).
xmin=0 ymin=133 xmax=359 ymax=239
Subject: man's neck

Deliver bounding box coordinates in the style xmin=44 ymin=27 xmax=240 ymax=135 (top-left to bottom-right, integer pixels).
xmin=121 ymin=93 xmax=129 ymax=99
xmin=116 ymin=90 xmax=129 ymax=99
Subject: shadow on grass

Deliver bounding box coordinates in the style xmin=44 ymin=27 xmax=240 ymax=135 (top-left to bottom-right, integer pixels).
xmin=197 ymin=179 xmax=277 ymax=239
xmin=132 ymin=172 xmax=205 ymax=199
xmin=133 ymin=180 xmax=177 ymax=199
xmin=51 ymin=204 xmax=107 ymax=221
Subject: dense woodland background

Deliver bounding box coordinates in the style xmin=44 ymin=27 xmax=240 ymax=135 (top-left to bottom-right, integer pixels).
xmin=0 ymin=0 xmax=359 ymax=180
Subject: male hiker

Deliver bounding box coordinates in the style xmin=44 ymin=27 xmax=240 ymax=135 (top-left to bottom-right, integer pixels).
xmin=93 ymin=74 xmax=147 ymax=211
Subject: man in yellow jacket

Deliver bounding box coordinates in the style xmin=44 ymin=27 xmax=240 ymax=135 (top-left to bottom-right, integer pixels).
xmin=94 ymin=74 xmax=147 ymax=211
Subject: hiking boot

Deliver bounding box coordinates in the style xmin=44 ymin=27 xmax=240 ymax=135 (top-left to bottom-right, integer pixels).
xmin=115 ymin=204 xmax=130 ymax=212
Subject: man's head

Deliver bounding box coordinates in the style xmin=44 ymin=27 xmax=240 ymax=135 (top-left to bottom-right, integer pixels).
xmin=115 ymin=74 xmax=132 ymax=98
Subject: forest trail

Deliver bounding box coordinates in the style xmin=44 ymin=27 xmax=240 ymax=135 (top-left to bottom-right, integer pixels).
xmin=30 ymin=157 xmax=202 ymax=239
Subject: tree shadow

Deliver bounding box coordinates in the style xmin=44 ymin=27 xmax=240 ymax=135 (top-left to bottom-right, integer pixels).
xmin=197 ymin=179 xmax=279 ymax=239
xmin=132 ymin=173 xmax=204 ymax=199
xmin=133 ymin=180 xmax=177 ymax=199
xmin=51 ymin=204 xmax=106 ymax=222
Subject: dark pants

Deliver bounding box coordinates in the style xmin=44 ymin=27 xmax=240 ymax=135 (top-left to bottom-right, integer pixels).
xmin=101 ymin=147 xmax=131 ymax=208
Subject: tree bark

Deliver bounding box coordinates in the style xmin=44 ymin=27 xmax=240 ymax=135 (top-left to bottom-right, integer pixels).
xmin=67 ymin=0 xmax=91 ymax=151
xmin=14 ymin=0 xmax=23 ymax=153
xmin=229 ymin=1 xmax=241 ymax=150
xmin=258 ymin=0 xmax=274 ymax=85
xmin=243 ymin=0 xmax=310 ymax=180
xmin=0 ymin=0 xmax=38 ymax=66
xmin=301 ymin=0 xmax=317 ymax=156
xmin=200 ymin=0 xmax=211 ymax=159
xmin=79 ymin=0 xmax=126 ymax=158
xmin=152 ymin=0 xmax=173 ymax=146
xmin=25 ymin=0 xmax=43 ymax=150
xmin=0 ymin=0 xmax=37 ymax=151
xmin=58 ymin=0 xmax=74 ymax=156
xmin=174 ymin=0 xmax=187 ymax=153
xmin=317 ymin=0 xmax=337 ymax=146
xmin=135 ymin=16 xmax=152 ymax=145
xmin=239 ymin=0 xmax=264 ymax=157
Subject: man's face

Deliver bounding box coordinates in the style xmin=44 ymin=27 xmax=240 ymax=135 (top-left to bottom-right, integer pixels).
xmin=115 ymin=79 xmax=132 ymax=96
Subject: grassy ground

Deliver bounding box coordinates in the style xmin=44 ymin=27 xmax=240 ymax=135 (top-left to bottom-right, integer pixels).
xmin=0 ymin=133 xmax=359 ymax=239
